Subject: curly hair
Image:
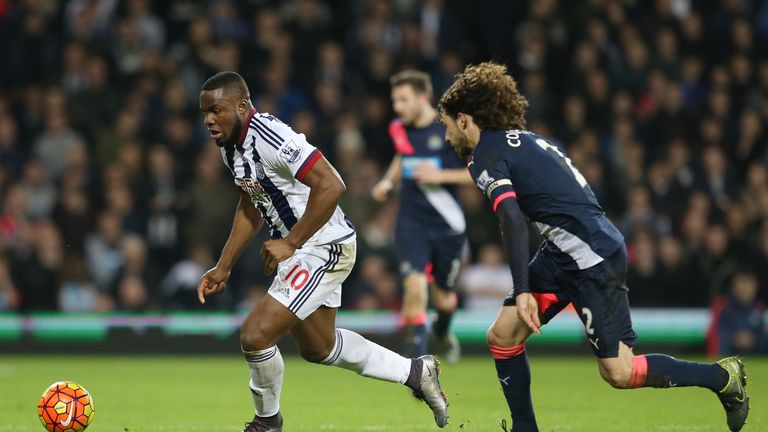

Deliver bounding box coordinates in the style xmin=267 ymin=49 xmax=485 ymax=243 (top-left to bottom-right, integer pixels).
xmin=438 ymin=62 xmax=528 ymax=130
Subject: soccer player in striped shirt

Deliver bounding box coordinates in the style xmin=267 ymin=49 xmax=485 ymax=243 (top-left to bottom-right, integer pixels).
xmin=438 ymin=62 xmax=749 ymax=432
xmin=197 ymin=71 xmax=448 ymax=431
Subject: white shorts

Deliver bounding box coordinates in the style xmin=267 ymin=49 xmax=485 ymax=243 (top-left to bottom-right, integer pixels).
xmin=268 ymin=239 xmax=356 ymax=320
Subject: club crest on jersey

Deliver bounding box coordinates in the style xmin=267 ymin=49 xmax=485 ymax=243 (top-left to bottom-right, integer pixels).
xmin=254 ymin=162 xmax=265 ymax=180
xmin=279 ymin=141 xmax=303 ymax=164
xmin=476 ymin=169 xmax=495 ymax=192
xmin=427 ymin=135 xmax=443 ymax=150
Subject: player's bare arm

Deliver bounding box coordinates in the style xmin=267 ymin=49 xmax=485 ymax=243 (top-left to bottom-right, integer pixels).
xmin=261 ymin=156 xmax=345 ymax=275
xmin=371 ymin=154 xmax=402 ymax=201
xmin=495 ymin=197 xmax=541 ymax=334
xmin=198 ymin=193 xmax=264 ymax=304
xmin=411 ymin=164 xmax=473 ymax=185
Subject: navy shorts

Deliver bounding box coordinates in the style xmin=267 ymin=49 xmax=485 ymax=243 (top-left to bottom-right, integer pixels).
xmin=395 ymin=229 xmax=465 ymax=291
xmin=504 ymin=246 xmax=637 ymax=358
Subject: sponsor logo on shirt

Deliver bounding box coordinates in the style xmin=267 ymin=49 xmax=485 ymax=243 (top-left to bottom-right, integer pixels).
xmin=239 ymin=178 xmax=270 ymax=203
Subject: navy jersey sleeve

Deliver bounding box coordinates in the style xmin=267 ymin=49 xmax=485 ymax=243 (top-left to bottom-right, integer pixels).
xmin=470 ymin=142 xmax=530 ymax=294
xmin=470 ymin=148 xmax=517 ymax=212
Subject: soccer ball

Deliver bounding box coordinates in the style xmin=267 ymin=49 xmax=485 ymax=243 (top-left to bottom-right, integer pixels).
xmin=37 ymin=381 xmax=95 ymax=432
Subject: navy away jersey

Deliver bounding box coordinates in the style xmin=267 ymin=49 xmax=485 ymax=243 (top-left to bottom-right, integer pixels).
xmin=389 ymin=119 xmax=466 ymax=234
xmin=469 ymin=129 xmax=625 ymax=271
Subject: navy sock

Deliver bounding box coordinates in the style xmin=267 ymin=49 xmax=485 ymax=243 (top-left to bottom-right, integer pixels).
xmin=494 ymin=349 xmax=538 ymax=432
xmin=404 ymin=323 xmax=428 ymax=357
xmin=644 ymin=354 xmax=729 ymax=391
xmin=432 ymin=310 xmax=453 ymax=339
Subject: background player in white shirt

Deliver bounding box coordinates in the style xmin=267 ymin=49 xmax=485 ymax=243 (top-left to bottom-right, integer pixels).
xmin=197 ymin=72 xmax=448 ymax=432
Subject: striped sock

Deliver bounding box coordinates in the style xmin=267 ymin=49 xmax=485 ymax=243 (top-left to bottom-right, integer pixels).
xmin=322 ymin=328 xmax=411 ymax=384
xmin=491 ymin=344 xmax=538 ymax=432
xmin=403 ymin=312 xmax=429 ymax=357
xmin=627 ymin=354 xmax=729 ymax=391
xmin=243 ymin=346 xmax=284 ymax=417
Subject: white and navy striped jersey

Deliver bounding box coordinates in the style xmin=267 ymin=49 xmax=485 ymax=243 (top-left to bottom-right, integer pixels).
xmin=221 ymin=110 xmax=355 ymax=246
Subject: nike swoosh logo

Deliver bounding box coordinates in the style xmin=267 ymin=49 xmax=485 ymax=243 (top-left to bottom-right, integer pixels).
xmin=60 ymin=402 xmax=75 ymax=427
xmin=426 ymin=366 xmax=433 ymax=377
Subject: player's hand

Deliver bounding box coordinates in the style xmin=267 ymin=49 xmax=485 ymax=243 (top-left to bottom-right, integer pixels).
xmin=516 ymin=292 xmax=542 ymax=335
xmin=197 ymin=266 xmax=230 ymax=304
xmin=412 ymin=163 xmax=443 ymax=184
xmin=371 ymin=179 xmax=393 ymax=202
xmin=261 ymin=239 xmax=297 ymax=275
xmin=733 ymin=330 xmax=755 ymax=350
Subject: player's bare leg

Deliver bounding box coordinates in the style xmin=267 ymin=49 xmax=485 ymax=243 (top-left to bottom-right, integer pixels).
xmin=292 ymin=306 xmax=450 ymax=428
xmin=402 ymin=271 xmax=429 ymax=356
xmin=240 ymin=295 xmax=300 ymax=432
xmin=596 ymin=342 xmax=749 ymax=431
xmin=430 ymin=283 xmax=460 ymax=363
xmin=486 ymin=305 xmax=537 ymax=432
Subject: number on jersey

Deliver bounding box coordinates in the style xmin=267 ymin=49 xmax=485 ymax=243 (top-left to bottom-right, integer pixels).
xmin=534 ymin=139 xmax=588 ymax=188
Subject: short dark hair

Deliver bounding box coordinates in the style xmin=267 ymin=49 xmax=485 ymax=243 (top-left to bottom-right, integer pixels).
xmin=201 ymin=71 xmax=250 ymax=100
xmin=439 ymin=62 xmax=528 ymax=130
xmin=390 ymin=69 xmax=433 ymax=97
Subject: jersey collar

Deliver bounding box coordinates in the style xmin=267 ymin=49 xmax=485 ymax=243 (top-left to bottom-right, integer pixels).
xmin=236 ymin=108 xmax=257 ymax=148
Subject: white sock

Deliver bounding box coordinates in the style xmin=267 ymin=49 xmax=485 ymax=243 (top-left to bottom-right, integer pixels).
xmin=321 ymin=328 xmax=411 ymax=384
xmin=243 ymin=346 xmax=284 ymax=417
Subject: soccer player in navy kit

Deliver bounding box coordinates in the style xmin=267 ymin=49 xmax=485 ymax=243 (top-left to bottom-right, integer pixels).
xmin=372 ymin=70 xmax=473 ymax=359
xmin=438 ymin=62 xmax=749 ymax=432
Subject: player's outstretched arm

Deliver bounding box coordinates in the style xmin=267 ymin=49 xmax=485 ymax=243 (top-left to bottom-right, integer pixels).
xmin=496 ymin=198 xmax=541 ymax=334
xmin=412 ymin=164 xmax=473 ymax=185
xmin=198 ymin=193 xmax=264 ymax=304
xmin=371 ymin=155 xmax=402 ymax=201
xmin=261 ymin=156 xmax=345 ymax=274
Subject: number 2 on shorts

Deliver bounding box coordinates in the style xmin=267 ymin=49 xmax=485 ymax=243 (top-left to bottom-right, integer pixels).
xmin=581 ymin=307 xmax=595 ymax=336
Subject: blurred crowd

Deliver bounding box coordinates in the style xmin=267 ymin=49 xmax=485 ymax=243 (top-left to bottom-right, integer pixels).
xmin=0 ymin=0 xmax=767 ymax=351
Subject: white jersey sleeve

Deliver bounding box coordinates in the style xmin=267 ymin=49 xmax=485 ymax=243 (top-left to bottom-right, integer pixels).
xmin=256 ymin=118 xmax=323 ymax=182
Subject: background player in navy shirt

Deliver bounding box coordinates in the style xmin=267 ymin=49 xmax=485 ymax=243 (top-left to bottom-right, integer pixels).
xmin=438 ymin=62 xmax=750 ymax=432
xmin=372 ymin=70 xmax=473 ymax=360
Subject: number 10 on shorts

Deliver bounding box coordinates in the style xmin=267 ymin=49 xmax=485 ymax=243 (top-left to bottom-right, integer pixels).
xmin=285 ymin=264 xmax=309 ymax=290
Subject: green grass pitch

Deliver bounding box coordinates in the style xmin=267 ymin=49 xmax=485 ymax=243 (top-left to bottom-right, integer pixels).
xmin=0 ymin=355 xmax=764 ymax=431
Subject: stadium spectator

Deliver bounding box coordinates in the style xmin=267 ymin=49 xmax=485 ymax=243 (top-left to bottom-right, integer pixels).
xmin=715 ymin=269 xmax=767 ymax=355
xmin=354 ymin=254 xmax=401 ymax=311
xmin=13 ymin=220 xmax=63 ymax=311
xmin=84 ymin=211 xmax=125 ymax=293
xmin=182 ymin=146 xmax=238 ymax=254
xmin=0 ymin=257 xmax=19 ymax=311
xmin=33 ymin=109 xmax=85 ymax=181
xmin=458 ymin=244 xmax=514 ymax=309
xmin=0 ymin=0 xmax=766 ymax=313
xmin=59 ymin=255 xmax=101 ymax=312
xmin=111 ymin=235 xmax=155 ymax=305
xmin=161 ymin=243 xmax=213 ymax=310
